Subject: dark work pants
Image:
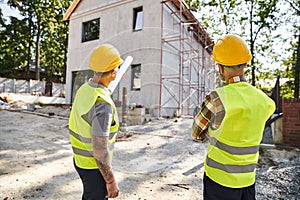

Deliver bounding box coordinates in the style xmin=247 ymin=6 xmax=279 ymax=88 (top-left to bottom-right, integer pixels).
xmin=203 ymin=173 xmax=256 ymax=200
xmin=74 ymin=160 xmax=108 ymax=200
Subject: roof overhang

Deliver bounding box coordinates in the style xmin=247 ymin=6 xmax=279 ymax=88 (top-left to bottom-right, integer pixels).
xmin=63 ymin=0 xmax=81 ymax=21
xmin=162 ymin=0 xmax=214 ymax=52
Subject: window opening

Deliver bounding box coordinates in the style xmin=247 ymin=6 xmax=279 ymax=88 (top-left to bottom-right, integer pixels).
xmin=133 ymin=7 xmax=143 ymax=31
xmin=131 ymin=64 xmax=141 ymax=90
xmin=82 ymin=18 xmax=100 ymax=42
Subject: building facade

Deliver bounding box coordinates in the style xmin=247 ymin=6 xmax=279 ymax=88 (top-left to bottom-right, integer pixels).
xmin=64 ymin=0 xmax=216 ymax=117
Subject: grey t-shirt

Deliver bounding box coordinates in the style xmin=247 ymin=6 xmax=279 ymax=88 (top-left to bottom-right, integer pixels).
xmin=82 ymin=81 xmax=113 ymax=137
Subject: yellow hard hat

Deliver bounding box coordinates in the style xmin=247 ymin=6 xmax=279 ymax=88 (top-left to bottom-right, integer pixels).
xmin=211 ymin=34 xmax=252 ymax=66
xmin=89 ymin=44 xmax=123 ymax=72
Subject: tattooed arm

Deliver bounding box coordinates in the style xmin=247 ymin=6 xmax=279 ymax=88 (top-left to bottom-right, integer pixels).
xmin=92 ymin=135 xmax=119 ymax=198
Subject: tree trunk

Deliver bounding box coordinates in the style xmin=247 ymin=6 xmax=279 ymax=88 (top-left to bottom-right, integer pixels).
xmin=35 ymin=19 xmax=41 ymax=80
xmin=63 ymin=21 xmax=69 ymax=84
xmin=26 ymin=17 xmax=33 ymax=81
xmin=250 ymin=0 xmax=255 ymax=86
xmin=295 ymin=33 xmax=300 ymax=98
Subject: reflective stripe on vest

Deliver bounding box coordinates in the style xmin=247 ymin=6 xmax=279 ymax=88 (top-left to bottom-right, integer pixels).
xmin=205 ymin=82 xmax=275 ymax=188
xmin=72 ymin=146 xmax=93 ymax=157
xmin=70 ymin=129 xmax=117 ymax=157
xmin=69 ymin=129 xmax=92 ymax=143
xmin=206 ymin=156 xmax=257 ymax=173
xmin=69 ymin=83 xmax=119 ymax=169
xmin=209 ymin=137 xmax=259 ymax=155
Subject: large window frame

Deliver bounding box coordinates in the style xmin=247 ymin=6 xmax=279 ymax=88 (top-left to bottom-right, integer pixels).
xmin=71 ymin=70 xmax=94 ymax=102
xmin=82 ymin=18 xmax=100 ymax=42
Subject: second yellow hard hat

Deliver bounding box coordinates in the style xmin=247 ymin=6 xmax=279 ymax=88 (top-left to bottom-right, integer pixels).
xmin=89 ymin=44 xmax=123 ymax=73
xmin=212 ymin=34 xmax=252 ymax=66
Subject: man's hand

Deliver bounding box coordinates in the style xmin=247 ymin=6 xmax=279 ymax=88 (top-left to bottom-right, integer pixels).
xmin=106 ymin=179 xmax=119 ymax=198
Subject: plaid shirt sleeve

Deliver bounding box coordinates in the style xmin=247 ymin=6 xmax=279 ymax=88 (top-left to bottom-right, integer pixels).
xmin=191 ymin=91 xmax=225 ymax=142
xmin=191 ymin=93 xmax=213 ymax=142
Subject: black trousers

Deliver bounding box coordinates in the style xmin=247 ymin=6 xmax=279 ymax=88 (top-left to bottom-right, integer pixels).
xmin=74 ymin=160 xmax=108 ymax=200
xmin=203 ymin=173 xmax=256 ymax=200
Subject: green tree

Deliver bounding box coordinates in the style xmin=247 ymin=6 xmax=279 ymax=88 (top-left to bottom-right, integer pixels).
xmin=281 ymin=48 xmax=296 ymax=98
xmin=286 ymin=0 xmax=300 ymax=98
xmin=194 ymin=0 xmax=280 ymax=86
xmin=294 ymin=34 xmax=300 ymax=98
xmin=245 ymin=0 xmax=279 ymax=86
xmin=184 ymin=0 xmax=200 ymax=11
xmin=201 ymin=0 xmax=242 ymax=34
xmin=8 ymin=0 xmax=48 ymax=80
xmin=272 ymin=0 xmax=300 ymax=98
xmin=0 ymin=15 xmax=30 ymax=78
xmin=41 ymin=0 xmax=69 ymax=83
xmin=4 ymin=0 xmax=70 ymax=82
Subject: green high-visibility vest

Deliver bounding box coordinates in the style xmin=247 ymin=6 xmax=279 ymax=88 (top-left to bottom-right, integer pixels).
xmin=205 ymin=82 xmax=275 ymax=188
xmin=69 ymin=83 xmax=119 ymax=169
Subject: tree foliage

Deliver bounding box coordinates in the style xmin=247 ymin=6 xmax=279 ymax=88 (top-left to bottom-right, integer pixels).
xmin=184 ymin=0 xmax=200 ymax=11
xmin=0 ymin=15 xmax=30 ymax=78
xmin=0 ymin=0 xmax=70 ymax=83
xmin=184 ymin=0 xmax=299 ymax=97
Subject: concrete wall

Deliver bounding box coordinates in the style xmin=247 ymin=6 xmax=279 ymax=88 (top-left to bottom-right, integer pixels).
xmin=66 ymin=0 xmax=215 ymax=117
xmin=66 ymin=0 xmax=162 ymax=111
xmin=282 ymin=98 xmax=300 ymax=147
xmin=0 ymin=77 xmax=65 ymax=97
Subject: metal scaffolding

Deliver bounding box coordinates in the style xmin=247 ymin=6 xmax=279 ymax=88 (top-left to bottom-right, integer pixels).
xmin=160 ymin=0 xmax=215 ymax=116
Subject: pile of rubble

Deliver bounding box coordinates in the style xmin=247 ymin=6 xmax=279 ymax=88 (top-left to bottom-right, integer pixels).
xmin=256 ymin=147 xmax=300 ymax=200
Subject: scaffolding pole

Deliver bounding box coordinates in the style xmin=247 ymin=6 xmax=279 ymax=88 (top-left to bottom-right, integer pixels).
xmin=161 ymin=0 xmax=214 ymax=116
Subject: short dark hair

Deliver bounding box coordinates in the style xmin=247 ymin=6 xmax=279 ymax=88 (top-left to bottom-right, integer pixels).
xmin=219 ymin=63 xmax=246 ymax=68
xmin=94 ymin=68 xmax=114 ymax=76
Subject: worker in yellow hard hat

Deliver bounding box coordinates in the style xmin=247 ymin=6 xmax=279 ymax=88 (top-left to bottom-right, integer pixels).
xmin=69 ymin=44 xmax=123 ymax=199
xmin=191 ymin=34 xmax=275 ymax=200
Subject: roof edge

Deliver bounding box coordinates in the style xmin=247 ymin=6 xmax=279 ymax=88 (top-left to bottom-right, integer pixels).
xmin=164 ymin=0 xmax=214 ymax=52
xmin=63 ymin=0 xmax=81 ymax=21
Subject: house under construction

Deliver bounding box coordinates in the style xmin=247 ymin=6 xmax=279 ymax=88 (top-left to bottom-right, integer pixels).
xmin=64 ymin=0 xmax=216 ymax=118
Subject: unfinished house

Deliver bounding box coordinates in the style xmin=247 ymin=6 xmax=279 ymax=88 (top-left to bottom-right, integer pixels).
xmin=64 ymin=0 xmax=216 ymax=120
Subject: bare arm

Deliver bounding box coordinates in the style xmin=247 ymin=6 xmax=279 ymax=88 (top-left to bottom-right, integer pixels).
xmin=92 ymin=135 xmax=115 ymax=182
xmin=92 ymin=135 xmax=119 ymax=198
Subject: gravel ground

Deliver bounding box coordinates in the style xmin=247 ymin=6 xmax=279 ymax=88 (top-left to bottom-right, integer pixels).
xmin=256 ymin=147 xmax=300 ymax=200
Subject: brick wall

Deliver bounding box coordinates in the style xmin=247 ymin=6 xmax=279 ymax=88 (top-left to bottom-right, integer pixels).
xmin=282 ymin=98 xmax=300 ymax=147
